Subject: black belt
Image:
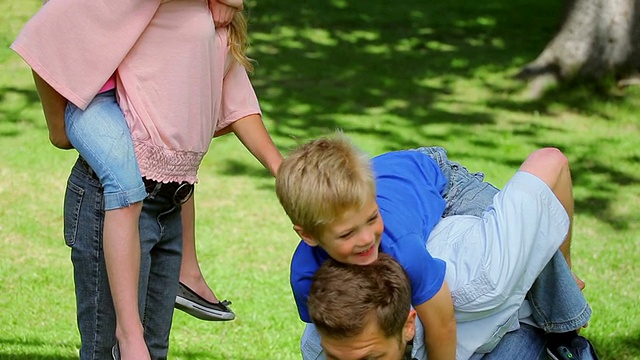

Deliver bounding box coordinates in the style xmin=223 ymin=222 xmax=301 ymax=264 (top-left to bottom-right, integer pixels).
xmin=77 ymin=157 xmax=193 ymax=205
xmin=143 ymin=178 xmax=194 ymax=205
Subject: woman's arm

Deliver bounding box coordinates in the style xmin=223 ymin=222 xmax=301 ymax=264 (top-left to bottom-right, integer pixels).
xmin=32 ymin=71 xmax=72 ymax=149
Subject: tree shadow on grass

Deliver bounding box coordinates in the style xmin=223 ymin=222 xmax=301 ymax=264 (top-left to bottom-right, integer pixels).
xmin=244 ymin=0 xmax=638 ymax=231
xmin=0 ymin=85 xmax=41 ymax=136
xmin=246 ymin=0 xmax=567 ymax=147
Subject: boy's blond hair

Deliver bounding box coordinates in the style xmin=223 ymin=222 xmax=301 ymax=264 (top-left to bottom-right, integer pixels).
xmin=275 ymin=134 xmax=376 ymax=238
xmin=229 ymin=11 xmax=254 ymax=72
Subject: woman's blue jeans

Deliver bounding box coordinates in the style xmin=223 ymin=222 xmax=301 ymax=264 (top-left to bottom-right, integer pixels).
xmin=64 ymin=158 xmax=183 ymax=359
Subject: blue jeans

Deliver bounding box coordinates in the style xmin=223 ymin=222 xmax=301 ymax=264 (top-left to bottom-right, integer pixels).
xmin=65 ymin=90 xmax=147 ymax=210
xmin=409 ymin=320 xmax=548 ymax=360
xmin=64 ymin=158 xmax=183 ymax=359
xmin=300 ymin=147 xmax=591 ymax=359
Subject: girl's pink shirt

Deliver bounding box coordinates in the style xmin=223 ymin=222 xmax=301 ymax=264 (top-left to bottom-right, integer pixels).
xmin=12 ymin=0 xmax=260 ymax=183
xmin=99 ymin=76 xmax=116 ymax=93
xmin=11 ymin=0 xmax=162 ymax=110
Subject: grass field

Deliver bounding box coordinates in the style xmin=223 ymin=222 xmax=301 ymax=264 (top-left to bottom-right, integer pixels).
xmin=1 ymin=0 xmax=639 ymax=359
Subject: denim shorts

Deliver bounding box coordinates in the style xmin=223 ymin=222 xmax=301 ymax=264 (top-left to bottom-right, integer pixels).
xmin=412 ymin=146 xmax=499 ymax=217
xmin=65 ymin=90 xmax=147 ymax=210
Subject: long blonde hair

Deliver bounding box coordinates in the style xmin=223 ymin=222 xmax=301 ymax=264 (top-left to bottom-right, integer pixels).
xmin=228 ymin=11 xmax=254 ymax=73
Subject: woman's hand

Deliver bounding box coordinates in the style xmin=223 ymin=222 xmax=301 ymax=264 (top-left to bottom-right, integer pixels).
xmin=209 ymin=0 xmax=241 ymax=28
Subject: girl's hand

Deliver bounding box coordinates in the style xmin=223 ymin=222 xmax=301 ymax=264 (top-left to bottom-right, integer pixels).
xmin=209 ymin=0 xmax=239 ymax=28
xmin=49 ymin=130 xmax=73 ymax=149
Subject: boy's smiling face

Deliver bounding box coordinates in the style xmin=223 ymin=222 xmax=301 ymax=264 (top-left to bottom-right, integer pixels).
xmin=296 ymin=196 xmax=384 ymax=265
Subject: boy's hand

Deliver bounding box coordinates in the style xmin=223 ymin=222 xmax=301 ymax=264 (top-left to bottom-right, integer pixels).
xmin=416 ymin=281 xmax=457 ymax=360
xmin=209 ymin=0 xmax=240 ymax=28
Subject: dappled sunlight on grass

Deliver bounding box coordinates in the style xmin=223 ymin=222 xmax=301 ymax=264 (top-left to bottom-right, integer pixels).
xmin=1 ymin=0 xmax=639 ymax=358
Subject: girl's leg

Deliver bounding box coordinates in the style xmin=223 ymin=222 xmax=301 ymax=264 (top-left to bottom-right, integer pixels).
xmin=104 ymin=204 xmax=147 ymax=359
xmin=65 ymin=91 xmax=150 ymax=359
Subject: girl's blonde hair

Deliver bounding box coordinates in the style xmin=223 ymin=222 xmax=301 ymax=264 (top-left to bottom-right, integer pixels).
xmin=228 ymin=11 xmax=254 ymax=72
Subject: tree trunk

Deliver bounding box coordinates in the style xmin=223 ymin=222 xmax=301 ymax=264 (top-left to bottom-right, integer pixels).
xmin=517 ymin=0 xmax=640 ymax=97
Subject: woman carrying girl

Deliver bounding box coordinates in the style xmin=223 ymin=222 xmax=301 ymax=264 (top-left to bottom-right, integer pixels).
xmin=12 ymin=0 xmax=282 ymax=358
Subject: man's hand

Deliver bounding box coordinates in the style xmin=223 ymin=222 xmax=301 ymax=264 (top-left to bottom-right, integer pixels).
xmin=209 ymin=0 xmax=240 ymax=28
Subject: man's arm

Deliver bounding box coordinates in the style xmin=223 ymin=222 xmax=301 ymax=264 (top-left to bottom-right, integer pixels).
xmin=32 ymin=71 xmax=72 ymax=149
xmin=414 ymin=281 xmax=457 ymax=360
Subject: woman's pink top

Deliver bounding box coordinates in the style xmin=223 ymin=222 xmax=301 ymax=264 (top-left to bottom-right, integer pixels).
xmin=12 ymin=0 xmax=260 ymax=183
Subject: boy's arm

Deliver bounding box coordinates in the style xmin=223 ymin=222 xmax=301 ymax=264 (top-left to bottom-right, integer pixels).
xmin=32 ymin=71 xmax=72 ymax=149
xmin=215 ymin=113 xmax=283 ymax=177
xmin=414 ymin=280 xmax=457 ymax=360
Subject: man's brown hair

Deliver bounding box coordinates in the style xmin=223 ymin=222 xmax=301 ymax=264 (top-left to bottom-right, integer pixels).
xmin=308 ymin=253 xmax=412 ymax=341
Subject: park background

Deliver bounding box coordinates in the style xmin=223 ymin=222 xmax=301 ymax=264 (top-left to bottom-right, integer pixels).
xmin=1 ymin=0 xmax=638 ymax=359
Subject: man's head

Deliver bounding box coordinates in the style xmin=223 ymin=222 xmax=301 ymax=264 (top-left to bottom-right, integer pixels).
xmin=275 ymin=134 xmax=383 ymax=265
xmin=308 ymin=253 xmax=417 ymax=360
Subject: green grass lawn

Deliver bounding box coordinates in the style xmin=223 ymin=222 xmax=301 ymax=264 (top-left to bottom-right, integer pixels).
xmin=1 ymin=0 xmax=639 ymax=359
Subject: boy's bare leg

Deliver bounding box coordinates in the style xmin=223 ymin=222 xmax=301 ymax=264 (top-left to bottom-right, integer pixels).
xmin=104 ymin=202 xmax=150 ymax=360
xmin=179 ymin=196 xmax=220 ymax=303
xmin=519 ymin=148 xmax=576 ymax=270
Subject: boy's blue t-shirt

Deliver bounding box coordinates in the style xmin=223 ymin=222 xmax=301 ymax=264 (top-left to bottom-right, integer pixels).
xmin=290 ymin=150 xmax=448 ymax=323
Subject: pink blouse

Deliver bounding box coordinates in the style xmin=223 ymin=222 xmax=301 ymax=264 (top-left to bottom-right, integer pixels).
xmin=12 ymin=0 xmax=261 ymax=183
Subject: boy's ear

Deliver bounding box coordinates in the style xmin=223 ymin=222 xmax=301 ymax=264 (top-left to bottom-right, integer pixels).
xmin=293 ymin=225 xmax=320 ymax=247
xmin=403 ymin=309 xmax=417 ymax=343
